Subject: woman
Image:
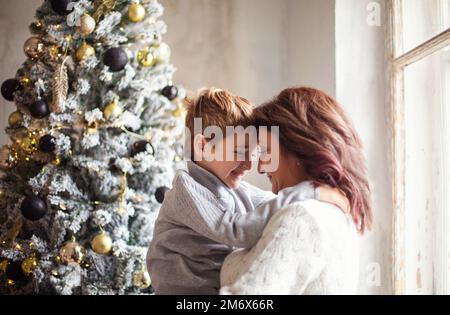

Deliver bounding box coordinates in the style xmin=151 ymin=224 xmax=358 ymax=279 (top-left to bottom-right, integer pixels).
xmin=220 ymin=87 xmax=372 ymax=294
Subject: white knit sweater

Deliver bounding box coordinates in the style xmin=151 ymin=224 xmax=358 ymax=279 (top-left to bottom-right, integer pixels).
xmin=220 ymin=199 xmax=359 ymax=295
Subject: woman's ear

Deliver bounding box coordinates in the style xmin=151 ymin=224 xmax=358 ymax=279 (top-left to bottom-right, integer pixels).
xmin=193 ymin=134 xmax=207 ymax=161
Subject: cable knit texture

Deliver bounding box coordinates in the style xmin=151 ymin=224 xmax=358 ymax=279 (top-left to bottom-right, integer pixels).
xmin=220 ymin=199 xmax=359 ymax=295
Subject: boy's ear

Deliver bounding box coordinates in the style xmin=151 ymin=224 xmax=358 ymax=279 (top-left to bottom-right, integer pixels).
xmin=193 ymin=134 xmax=207 ymax=161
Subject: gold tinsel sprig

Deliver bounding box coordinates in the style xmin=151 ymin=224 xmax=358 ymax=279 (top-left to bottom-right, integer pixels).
xmin=0 ymin=217 xmax=23 ymax=249
xmin=93 ymin=0 xmax=118 ymax=22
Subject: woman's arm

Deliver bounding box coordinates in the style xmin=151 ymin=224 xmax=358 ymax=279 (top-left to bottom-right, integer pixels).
xmin=220 ymin=204 xmax=326 ymax=295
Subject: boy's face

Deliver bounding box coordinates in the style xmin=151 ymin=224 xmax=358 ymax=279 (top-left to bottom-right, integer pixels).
xmin=197 ymin=133 xmax=256 ymax=189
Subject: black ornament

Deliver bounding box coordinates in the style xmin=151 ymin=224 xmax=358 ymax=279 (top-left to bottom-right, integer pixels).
xmin=142 ymin=285 xmax=155 ymax=294
xmin=29 ymin=100 xmax=50 ymax=119
xmin=161 ymin=85 xmax=178 ymax=101
xmin=103 ymin=47 xmax=128 ymax=72
xmin=20 ymin=196 xmax=48 ymax=221
xmin=131 ymin=140 xmax=153 ymax=157
xmin=5 ymin=261 xmax=25 ymax=282
xmin=39 ymin=135 xmax=56 ymax=153
xmin=1 ymin=79 xmax=21 ymax=102
xmin=50 ymin=0 xmax=76 ymax=15
xmin=155 ymin=186 xmax=169 ymax=204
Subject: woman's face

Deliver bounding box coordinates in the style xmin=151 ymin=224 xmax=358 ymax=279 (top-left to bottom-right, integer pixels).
xmin=257 ymin=131 xmax=309 ymax=194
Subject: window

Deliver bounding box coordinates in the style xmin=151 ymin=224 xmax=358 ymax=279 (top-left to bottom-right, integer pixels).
xmin=390 ymin=0 xmax=450 ymax=294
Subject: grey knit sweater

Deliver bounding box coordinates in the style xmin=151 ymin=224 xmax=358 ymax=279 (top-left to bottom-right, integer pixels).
xmin=146 ymin=161 xmax=317 ymax=295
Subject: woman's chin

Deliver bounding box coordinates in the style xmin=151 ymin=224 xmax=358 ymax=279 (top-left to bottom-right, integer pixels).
xmin=267 ymin=176 xmax=278 ymax=194
xmin=270 ymin=183 xmax=279 ymax=194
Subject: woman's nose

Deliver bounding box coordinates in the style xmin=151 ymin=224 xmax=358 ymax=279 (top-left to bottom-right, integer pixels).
xmin=243 ymin=160 xmax=252 ymax=170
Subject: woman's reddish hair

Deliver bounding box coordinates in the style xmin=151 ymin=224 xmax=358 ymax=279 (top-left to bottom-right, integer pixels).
xmin=255 ymin=87 xmax=372 ymax=234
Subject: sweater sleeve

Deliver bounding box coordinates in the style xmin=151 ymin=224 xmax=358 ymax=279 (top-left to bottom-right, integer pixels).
xmin=238 ymin=182 xmax=276 ymax=208
xmin=219 ymin=204 xmax=326 ymax=295
xmin=172 ymin=174 xmax=318 ymax=248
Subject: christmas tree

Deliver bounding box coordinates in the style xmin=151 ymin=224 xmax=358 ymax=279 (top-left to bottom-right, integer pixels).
xmin=0 ymin=0 xmax=185 ymax=295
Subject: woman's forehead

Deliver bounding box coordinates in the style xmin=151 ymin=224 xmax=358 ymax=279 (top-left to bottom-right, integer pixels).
xmin=258 ymin=130 xmax=273 ymax=145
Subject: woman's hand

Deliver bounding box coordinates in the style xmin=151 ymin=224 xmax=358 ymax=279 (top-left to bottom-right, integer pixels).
xmin=317 ymin=185 xmax=350 ymax=214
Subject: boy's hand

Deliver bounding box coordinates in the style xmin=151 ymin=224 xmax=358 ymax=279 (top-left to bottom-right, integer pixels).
xmin=317 ymin=185 xmax=350 ymax=214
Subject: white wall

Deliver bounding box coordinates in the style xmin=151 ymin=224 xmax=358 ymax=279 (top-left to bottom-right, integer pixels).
xmin=335 ymin=0 xmax=392 ymax=294
xmin=161 ymin=0 xmax=336 ymax=102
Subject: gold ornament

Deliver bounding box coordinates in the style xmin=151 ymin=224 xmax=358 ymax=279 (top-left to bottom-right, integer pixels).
xmin=59 ymin=241 xmax=85 ymax=265
xmin=20 ymin=77 xmax=31 ymax=87
xmin=23 ymin=37 xmax=44 ymax=59
xmin=8 ymin=111 xmax=23 ymax=127
xmin=128 ymin=3 xmax=146 ymax=23
xmin=132 ymin=267 xmax=151 ymax=289
xmin=20 ymin=132 xmax=39 ymax=155
xmin=78 ymin=14 xmax=96 ymax=36
xmin=103 ymin=100 xmax=123 ymax=120
xmin=76 ymin=42 xmax=95 ymax=62
xmin=137 ymin=46 xmax=155 ymax=67
xmin=21 ymin=256 xmax=38 ymax=275
xmin=153 ymin=42 xmax=171 ymax=64
xmin=91 ymin=232 xmax=112 ymax=255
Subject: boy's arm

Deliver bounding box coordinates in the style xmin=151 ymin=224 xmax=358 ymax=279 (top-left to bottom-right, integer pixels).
xmin=173 ymin=175 xmax=316 ymax=248
xmin=242 ymin=181 xmax=351 ymax=215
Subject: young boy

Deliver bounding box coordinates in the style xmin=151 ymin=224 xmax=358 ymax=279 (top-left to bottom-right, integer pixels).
xmin=147 ymin=88 xmax=346 ymax=295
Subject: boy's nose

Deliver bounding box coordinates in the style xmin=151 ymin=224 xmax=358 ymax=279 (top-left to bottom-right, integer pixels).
xmin=257 ymin=159 xmax=266 ymax=174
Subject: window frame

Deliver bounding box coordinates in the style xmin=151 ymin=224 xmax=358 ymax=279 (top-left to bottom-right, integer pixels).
xmin=388 ymin=0 xmax=450 ymax=295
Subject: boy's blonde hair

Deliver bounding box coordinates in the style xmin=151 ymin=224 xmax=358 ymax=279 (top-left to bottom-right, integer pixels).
xmin=185 ymin=88 xmax=254 ymax=140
